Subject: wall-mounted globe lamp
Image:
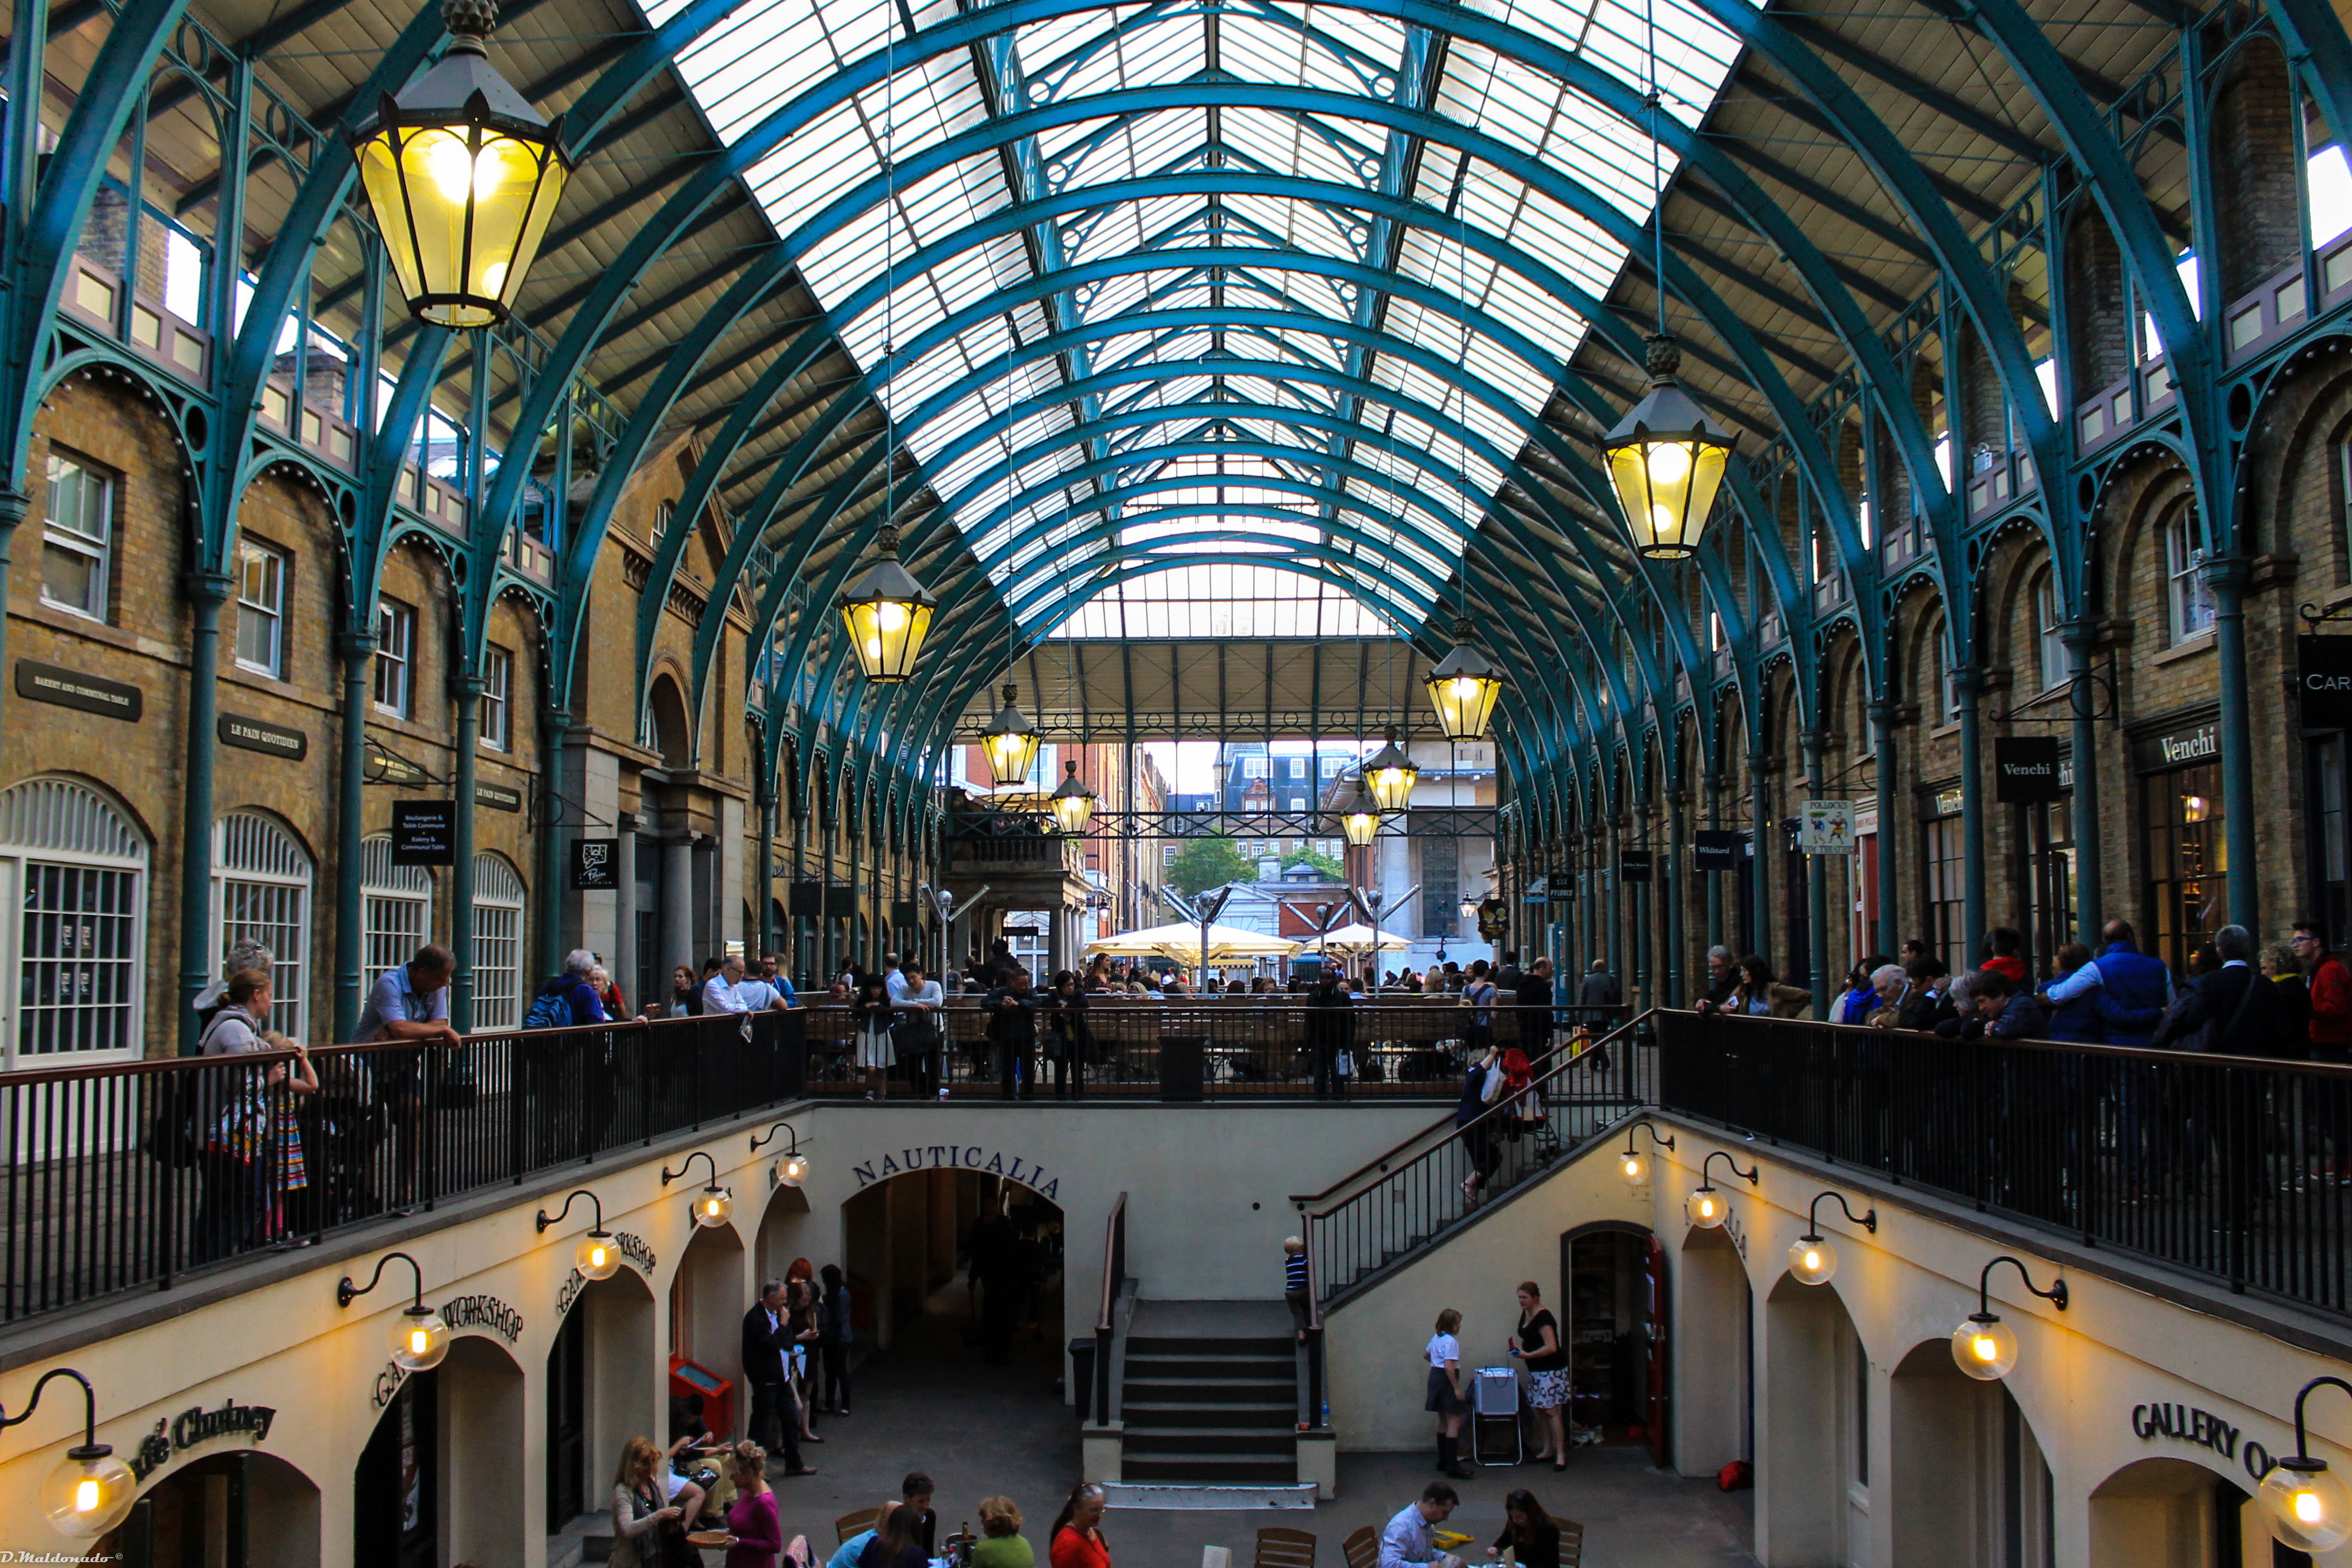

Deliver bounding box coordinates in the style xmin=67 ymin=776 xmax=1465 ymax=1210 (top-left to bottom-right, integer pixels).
xmin=1362 ymin=727 xmax=1418 ymax=813
xmin=1049 ymin=761 xmax=1097 ymax=835
xmin=537 ymin=1188 xmax=623 ymax=1281
xmin=980 ymin=684 xmax=1041 ymax=789
xmin=1425 ymin=620 xmax=1502 ymax=741
xmin=1616 ymin=1118 xmax=1675 ymax=1186
xmin=839 ymin=523 xmax=936 ymax=682
xmin=1686 ymin=1149 xmax=1757 ymax=1229
xmin=1602 ymin=335 xmax=1734 ymax=561
xmin=1335 ymin=778 xmax=1382 ymax=849
xmin=353 ymin=0 xmax=570 ymax=327
xmin=1 ymin=1370 xmax=135 ymax=1539
xmin=337 ymin=1250 xmax=450 ymax=1371
xmin=1789 ymin=1191 xmax=1877 ymax=1287
xmin=1950 ymin=1255 xmax=2067 ymax=1381
xmin=2262 ymin=1376 xmax=2352 ymax=1554
xmin=662 ymin=1150 xmax=735 ymax=1229
xmin=753 ymin=1121 xmax=811 ymax=1187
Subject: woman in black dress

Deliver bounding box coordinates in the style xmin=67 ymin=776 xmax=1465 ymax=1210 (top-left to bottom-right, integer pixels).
xmin=1486 ymin=1489 xmax=1562 ymax=1568
xmin=1509 ymin=1280 xmax=1568 ymax=1468
xmin=1042 ymin=970 xmax=1092 ymax=1098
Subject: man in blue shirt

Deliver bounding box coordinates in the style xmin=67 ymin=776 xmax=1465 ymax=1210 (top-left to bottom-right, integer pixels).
xmin=352 ymin=943 xmax=457 ymax=1211
xmin=704 ymin=954 xmax=796 ymax=1014
xmin=1378 ymin=1483 xmax=1460 ymax=1568
xmin=2040 ymin=919 xmax=2173 ymax=1048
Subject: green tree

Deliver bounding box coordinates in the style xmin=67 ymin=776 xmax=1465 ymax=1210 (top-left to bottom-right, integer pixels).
xmin=1281 ymin=846 xmax=1347 ymax=881
xmin=1164 ymin=833 xmax=1254 ymax=896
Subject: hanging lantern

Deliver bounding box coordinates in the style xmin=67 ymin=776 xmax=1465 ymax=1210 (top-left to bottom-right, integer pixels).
xmin=839 ymin=523 xmax=936 ymax=682
xmin=1425 ymin=619 xmax=1503 ymax=741
xmin=353 ymin=0 xmax=570 ymax=327
xmin=1602 ymin=335 xmax=1735 ymax=562
xmin=1335 ymin=778 xmax=1382 ymax=848
xmin=1363 ymin=726 xmax=1418 ymax=813
xmin=981 ymin=684 xmax=1041 ymax=789
xmin=1049 ymin=760 xmax=1097 ymax=834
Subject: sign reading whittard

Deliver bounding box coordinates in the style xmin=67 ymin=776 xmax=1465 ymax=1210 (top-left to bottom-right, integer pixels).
xmin=128 ymin=1399 xmax=278 ymax=1480
xmin=851 ymin=1145 xmax=1059 ymax=1199
xmin=218 ymin=712 xmax=307 ymax=760
xmin=16 ymin=659 xmax=140 ymax=721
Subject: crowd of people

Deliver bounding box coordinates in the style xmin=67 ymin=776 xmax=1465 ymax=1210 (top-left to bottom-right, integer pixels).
xmin=1696 ymin=915 xmax=2352 ymax=1060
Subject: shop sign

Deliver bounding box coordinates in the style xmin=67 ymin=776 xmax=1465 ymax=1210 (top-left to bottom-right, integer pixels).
xmin=822 ymin=884 xmax=859 ymax=917
xmin=438 ymin=1292 xmax=524 ymax=1343
xmin=2129 ymin=1400 xmax=2282 ymax=1483
xmin=2135 ymin=721 xmax=2220 ymax=774
xmin=1521 ymin=876 xmax=1549 ymax=904
xmin=850 ymin=1144 xmax=1059 ymax=1200
xmin=1797 ymin=800 xmax=1858 ymax=854
xmin=475 ymin=781 xmax=523 ymax=813
xmin=128 ymin=1399 xmax=278 ymax=1479
xmin=1692 ymin=829 xmax=1742 ymax=870
xmin=1930 ymin=786 xmax=1965 ymax=818
xmin=1618 ymin=851 xmax=1653 ymax=884
xmin=366 ymin=741 xmax=428 ymax=786
xmin=2300 ymin=635 xmax=2352 ymax=728
xmin=390 ymin=800 xmax=456 ymax=865
xmin=218 ymin=712 xmax=307 ymax=759
xmin=571 ymin=838 xmax=619 ymax=890
xmin=1993 ymin=736 xmax=2063 ymax=803
xmin=16 ymin=659 xmax=140 ymax=721
xmin=788 ymin=881 xmax=823 ymax=916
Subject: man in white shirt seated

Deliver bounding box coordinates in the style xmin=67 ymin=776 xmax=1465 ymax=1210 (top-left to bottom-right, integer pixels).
xmin=1379 ymin=1482 xmax=1460 ymax=1568
xmin=703 ymin=954 xmax=796 ymax=1014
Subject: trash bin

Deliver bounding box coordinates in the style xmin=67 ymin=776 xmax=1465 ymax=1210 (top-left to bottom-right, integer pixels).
xmin=1159 ymin=1032 xmax=1206 ymax=1100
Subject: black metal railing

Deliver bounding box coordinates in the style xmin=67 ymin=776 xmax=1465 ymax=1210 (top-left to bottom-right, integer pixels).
xmin=1299 ymin=1013 xmax=1656 ymax=1306
xmin=1094 ymin=1190 xmax=1127 ymax=1428
xmin=793 ymin=1000 xmax=1624 ymax=1101
xmin=1655 ymin=1011 xmax=2352 ymax=1322
xmin=0 ymin=1012 xmax=800 ymax=1325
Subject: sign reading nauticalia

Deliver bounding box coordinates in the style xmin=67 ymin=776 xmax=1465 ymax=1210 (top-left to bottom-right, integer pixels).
xmin=852 ymin=1145 xmax=1060 ymax=1199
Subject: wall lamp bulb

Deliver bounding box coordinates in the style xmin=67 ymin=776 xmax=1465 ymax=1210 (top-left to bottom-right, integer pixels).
xmin=662 ymin=1152 xmax=734 ymax=1227
xmin=1616 ymin=1118 xmax=1674 ymax=1185
xmin=538 ymin=1189 xmax=623 ymax=1280
xmin=1950 ymin=1255 xmax=2065 ymax=1382
xmin=1 ymin=1369 xmax=135 ymax=1538
xmin=1789 ymin=1191 xmax=1876 ymax=1287
xmin=1685 ymin=1150 xmax=1756 ymax=1230
xmin=338 ymin=1251 xmax=450 ymax=1371
xmin=2262 ymin=1376 xmax=2352 ymax=1552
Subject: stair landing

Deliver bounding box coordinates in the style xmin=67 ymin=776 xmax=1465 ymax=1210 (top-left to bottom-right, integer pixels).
xmin=1119 ymin=1298 xmax=1300 ymax=1485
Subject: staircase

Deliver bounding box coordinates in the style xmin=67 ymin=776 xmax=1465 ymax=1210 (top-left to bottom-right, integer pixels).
xmin=1117 ymin=1301 xmax=1298 ymax=1483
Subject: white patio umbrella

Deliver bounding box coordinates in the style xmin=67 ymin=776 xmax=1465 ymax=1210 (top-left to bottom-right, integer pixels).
xmin=1085 ymin=920 xmax=1301 ymax=965
xmin=1315 ymin=922 xmax=1412 ymax=955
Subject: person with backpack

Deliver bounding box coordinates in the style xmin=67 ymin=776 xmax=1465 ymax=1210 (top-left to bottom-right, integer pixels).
xmin=527 ymin=950 xmax=611 ymax=1029
xmin=194 ymin=969 xmax=316 ymax=1259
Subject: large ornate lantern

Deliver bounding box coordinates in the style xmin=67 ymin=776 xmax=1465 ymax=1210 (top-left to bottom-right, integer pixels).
xmin=1602 ymin=335 xmax=1735 ymax=561
xmin=839 ymin=524 xmax=937 ymax=682
xmin=1425 ymin=618 xmax=1503 ymax=740
xmin=981 ymin=684 xmax=1041 ymax=789
xmin=1049 ymin=760 xmax=1097 ymax=833
xmin=1362 ymin=726 xmax=1418 ymax=813
xmin=1335 ymin=778 xmax=1382 ymax=848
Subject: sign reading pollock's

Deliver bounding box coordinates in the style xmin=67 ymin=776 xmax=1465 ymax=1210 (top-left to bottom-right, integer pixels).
xmin=128 ymin=1399 xmax=278 ymax=1479
xmin=851 ymin=1145 xmax=1059 ymax=1199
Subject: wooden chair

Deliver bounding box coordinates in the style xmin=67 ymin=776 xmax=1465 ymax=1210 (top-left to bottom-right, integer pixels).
xmin=1556 ymin=1519 xmax=1584 ymax=1567
xmin=1253 ymin=1526 xmax=1317 ymax=1568
xmin=837 ymin=1509 xmax=881 ymax=1544
xmin=1339 ymin=1526 xmax=1378 ymax=1568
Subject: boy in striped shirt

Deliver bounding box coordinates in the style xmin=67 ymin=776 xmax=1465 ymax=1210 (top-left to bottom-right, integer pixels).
xmin=1284 ymin=1237 xmax=1311 ymax=1341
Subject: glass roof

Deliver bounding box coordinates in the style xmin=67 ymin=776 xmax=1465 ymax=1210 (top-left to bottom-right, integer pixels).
xmin=643 ymin=0 xmax=1755 ymax=631
xmin=1048 ymin=563 xmax=1389 ymax=637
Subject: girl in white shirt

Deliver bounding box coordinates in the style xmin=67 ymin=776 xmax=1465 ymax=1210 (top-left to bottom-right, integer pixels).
xmin=1423 ymin=1307 xmax=1474 ymax=1478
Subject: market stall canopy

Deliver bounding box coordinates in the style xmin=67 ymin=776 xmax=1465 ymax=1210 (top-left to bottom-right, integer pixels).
xmin=1086 ymin=922 xmax=1304 ymax=963
xmin=1312 ymin=923 xmax=1414 ymax=954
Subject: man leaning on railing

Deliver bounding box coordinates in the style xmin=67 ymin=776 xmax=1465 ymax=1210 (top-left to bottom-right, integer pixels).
xmin=352 ymin=943 xmax=459 ymax=1212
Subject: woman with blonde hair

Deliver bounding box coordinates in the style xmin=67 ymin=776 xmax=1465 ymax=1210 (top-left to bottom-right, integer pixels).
xmin=609 ymin=1436 xmax=684 ymax=1568
xmin=972 ymin=1496 xmax=1033 ymax=1568
xmin=721 ymin=1441 xmax=788 ymax=1568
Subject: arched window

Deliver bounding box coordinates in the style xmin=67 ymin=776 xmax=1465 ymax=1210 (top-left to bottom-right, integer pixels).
xmin=2163 ymin=508 xmax=2216 ymax=643
xmin=360 ymin=834 xmax=433 ymax=982
xmin=215 ymin=812 xmax=312 ymax=1042
xmin=0 ymin=778 xmax=147 ymax=1064
xmin=472 ymin=854 xmax=526 ymax=1028
xmin=2030 ymin=571 xmax=2067 ymax=691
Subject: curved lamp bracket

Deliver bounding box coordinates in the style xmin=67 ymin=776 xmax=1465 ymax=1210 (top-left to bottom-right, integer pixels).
xmin=537 ymin=1188 xmax=608 ymax=1235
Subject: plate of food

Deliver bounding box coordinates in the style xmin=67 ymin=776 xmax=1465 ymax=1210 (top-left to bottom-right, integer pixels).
xmin=686 ymin=1531 xmax=735 ymax=1549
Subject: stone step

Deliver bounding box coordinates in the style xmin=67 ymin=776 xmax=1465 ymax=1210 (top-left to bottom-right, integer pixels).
xmin=1123 ymin=1399 xmax=1296 ymax=1428
xmin=1124 ymin=1427 xmax=1296 ymax=1454
xmin=1122 ymin=1452 xmax=1299 ymax=1483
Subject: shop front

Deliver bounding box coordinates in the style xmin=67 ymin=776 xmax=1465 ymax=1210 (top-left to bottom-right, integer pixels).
xmin=2135 ymin=713 xmax=2225 ymax=974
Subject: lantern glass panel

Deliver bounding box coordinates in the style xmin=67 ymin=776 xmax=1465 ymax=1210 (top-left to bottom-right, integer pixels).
xmin=357 ymin=123 xmax=567 ymax=327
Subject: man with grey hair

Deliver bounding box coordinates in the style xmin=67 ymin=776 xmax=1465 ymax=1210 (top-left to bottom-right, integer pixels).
xmin=1868 ymin=963 xmax=1909 ymax=1024
xmin=193 ymin=938 xmax=274 ymax=1027
xmin=525 ymin=950 xmax=609 ymax=1028
xmin=1695 ymin=946 xmax=1739 ymax=1011
xmin=2155 ymin=923 xmax=2289 ymax=1057
xmin=740 ymin=1280 xmax=812 ymax=1474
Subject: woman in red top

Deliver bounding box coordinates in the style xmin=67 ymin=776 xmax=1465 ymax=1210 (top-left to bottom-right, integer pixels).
xmin=1047 ymin=1483 xmax=1109 ymax=1568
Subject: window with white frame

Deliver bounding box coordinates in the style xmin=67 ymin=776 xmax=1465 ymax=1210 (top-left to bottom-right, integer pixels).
xmin=472 ymin=854 xmax=525 ymax=1029
xmin=375 ymin=598 xmax=417 ymax=716
xmin=359 ymin=835 xmax=432 ymax=985
xmin=41 ymin=451 xmax=113 ymax=621
xmin=234 ymin=538 xmax=288 ymax=678
xmin=1319 ymin=756 xmax=1343 ymax=779
xmin=2164 ymin=508 xmax=2216 ymax=643
xmin=0 ymin=778 xmax=147 ymax=1065
xmin=482 ymin=644 xmax=513 ymax=751
xmin=1928 ymin=618 xmax=1960 ymax=724
xmin=215 ymin=812 xmax=312 ymax=1043
xmin=653 ymin=499 xmax=675 ymax=553
xmin=2032 ymin=571 xmax=2067 ymax=693
xmin=1240 ymin=756 xmax=1267 ymax=779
